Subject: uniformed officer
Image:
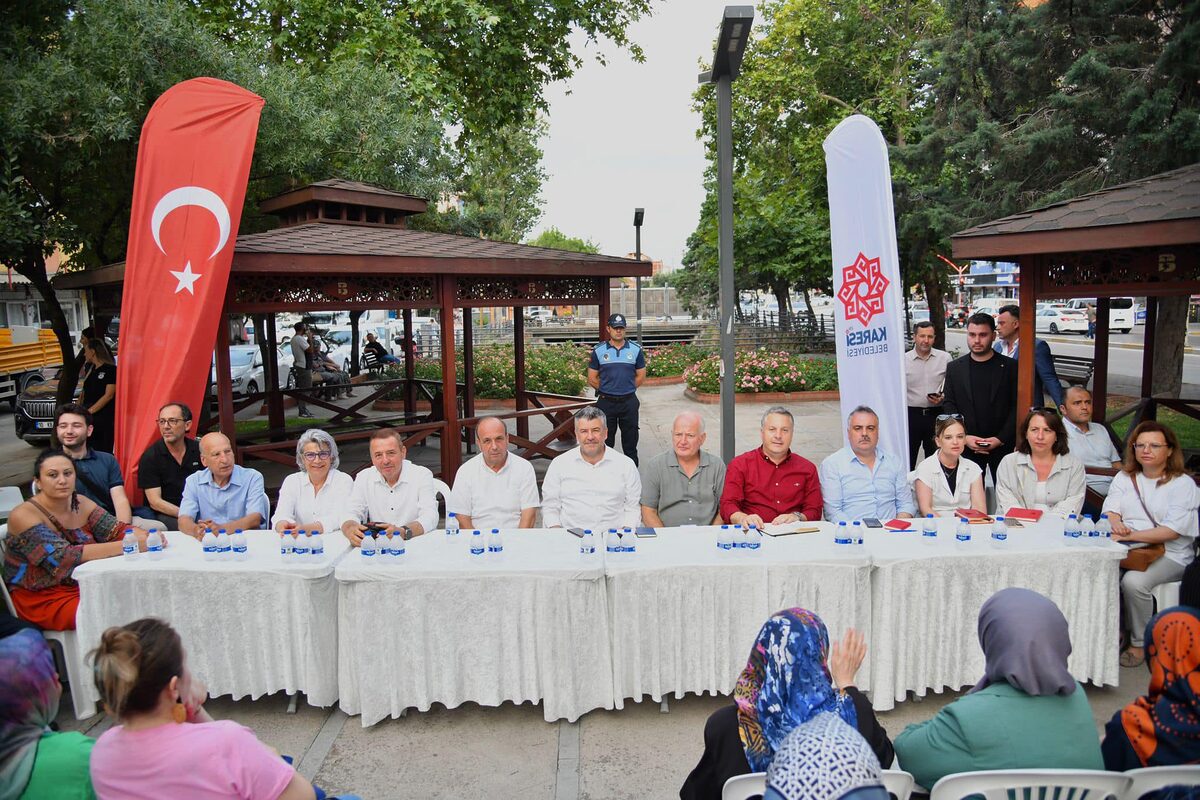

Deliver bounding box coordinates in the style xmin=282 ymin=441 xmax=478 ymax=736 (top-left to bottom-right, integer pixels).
xmin=587 ymin=313 xmax=646 ymax=465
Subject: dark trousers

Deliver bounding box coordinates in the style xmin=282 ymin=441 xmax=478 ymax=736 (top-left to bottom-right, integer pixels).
xmin=596 ymin=393 xmax=640 ymax=465
xmin=964 ymin=445 xmax=1011 ymax=485
xmin=907 ymin=406 xmax=942 ymax=469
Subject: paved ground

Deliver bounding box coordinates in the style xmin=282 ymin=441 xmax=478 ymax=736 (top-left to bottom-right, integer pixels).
xmin=4 ymin=383 xmax=1151 ymax=798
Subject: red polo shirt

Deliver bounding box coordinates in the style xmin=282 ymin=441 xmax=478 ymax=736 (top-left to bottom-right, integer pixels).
xmin=719 ymin=447 xmax=822 ymax=523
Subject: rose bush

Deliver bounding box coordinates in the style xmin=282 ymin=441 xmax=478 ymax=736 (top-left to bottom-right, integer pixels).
xmin=645 ymin=343 xmax=713 ymax=377
xmin=683 ymin=349 xmax=838 ymax=394
xmin=384 ymin=343 xmax=590 ymax=399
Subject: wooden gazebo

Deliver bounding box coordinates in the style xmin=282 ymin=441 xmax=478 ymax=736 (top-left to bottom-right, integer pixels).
xmin=950 ymin=163 xmax=1200 ymax=430
xmin=57 ymin=179 xmax=652 ymax=479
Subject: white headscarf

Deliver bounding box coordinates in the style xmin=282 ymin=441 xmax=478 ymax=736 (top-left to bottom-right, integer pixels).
xmin=764 ymin=712 xmax=885 ymax=800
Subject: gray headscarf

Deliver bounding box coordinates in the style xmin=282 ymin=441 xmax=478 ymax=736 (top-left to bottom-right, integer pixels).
xmin=971 ymin=587 xmax=1077 ymax=696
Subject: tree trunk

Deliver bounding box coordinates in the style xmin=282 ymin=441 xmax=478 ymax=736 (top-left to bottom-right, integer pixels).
xmin=1152 ymin=294 xmax=1187 ymax=398
xmin=12 ymin=253 xmax=79 ymax=405
xmin=771 ymin=283 xmax=791 ymax=328
xmin=801 ymin=288 xmax=817 ymax=325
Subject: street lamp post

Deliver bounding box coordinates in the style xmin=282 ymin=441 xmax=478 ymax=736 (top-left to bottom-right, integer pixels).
xmin=699 ymin=5 xmax=754 ymax=463
xmin=634 ymin=208 xmax=645 ymax=343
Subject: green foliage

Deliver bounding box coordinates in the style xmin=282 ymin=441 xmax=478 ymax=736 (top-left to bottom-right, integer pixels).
xmin=393 ymin=343 xmax=591 ymax=399
xmin=525 ymin=227 xmax=601 ymax=254
xmin=683 ymin=349 xmax=838 ymax=394
xmin=644 ymin=343 xmax=713 ymax=378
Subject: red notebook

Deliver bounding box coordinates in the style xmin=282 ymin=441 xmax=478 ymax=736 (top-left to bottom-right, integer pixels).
xmin=883 ymin=519 xmax=912 ymax=531
xmin=1005 ymin=507 xmax=1044 ymax=523
xmin=955 ymin=508 xmax=990 ymax=521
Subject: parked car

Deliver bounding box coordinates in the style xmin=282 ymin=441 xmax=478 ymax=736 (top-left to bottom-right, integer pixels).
xmin=210 ymin=344 xmax=295 ymax=398
xmin=525 ymin=308 xmax=555 ymax=326
xmin=14 ymin=367 xmax=78 ymax=445
xmin=1035 ymin=307 xmax=1088 ymax=335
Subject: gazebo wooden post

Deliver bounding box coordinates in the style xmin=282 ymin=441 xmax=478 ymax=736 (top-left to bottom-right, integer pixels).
xmin=438 ymin=276 xmax=460 ymax=478
xmin=403 ymin=309 xmax=416 ymax=419
xmin=1092 ymin=299 xmax=1112 ymax=422
xmin=1141 ymin=297 xmax=1159 ymax=421
xmin=264 ymin=314 xmax=285 ymax=433
xmin=462 ymin=305 xmax=475 ymax=424
xmin=598 ymin=277 xmax=611 ymax=342
xmin=513 ymin=307 xmax=528 ymax=440
xmin=215 ymin=309 xmax=237 ymax=456
xmin=1016 ymin=257 xmax=1037 ymax=415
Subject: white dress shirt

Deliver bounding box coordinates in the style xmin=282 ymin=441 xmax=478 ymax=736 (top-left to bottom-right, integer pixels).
xmin=344 ymin=461 xmax=438 ymax=533
xmin=1103 ymin=471 xmax=1200 ymax=567
xmin=449 ymin=451 xmax=540 ymax=530
xmin=1064 ymin=420 xmax=1122 ymax=494
xmin=541 ymin=446 xmax=641 ymax=530
xmin=271 ymin=469 xmax=354 ymax=532
xmin=904 ymin=348 xmax=951 ymax=407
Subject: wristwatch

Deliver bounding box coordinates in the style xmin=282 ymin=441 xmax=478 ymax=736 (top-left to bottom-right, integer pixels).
xmin=400 ymin=525 xmax=413 ymax=540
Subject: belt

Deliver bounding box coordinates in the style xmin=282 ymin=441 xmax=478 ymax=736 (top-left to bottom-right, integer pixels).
xmin=907 ymin=406 xmax=945 ymax=416
xmin=598 ymin=393 xmax=635 ymax=400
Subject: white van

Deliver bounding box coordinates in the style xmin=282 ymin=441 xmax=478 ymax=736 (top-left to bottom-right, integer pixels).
xmin=969 ymin=296 xmax=1017 ymax=319
xmin=1064 ymin=297 xmax=1135 ymax=334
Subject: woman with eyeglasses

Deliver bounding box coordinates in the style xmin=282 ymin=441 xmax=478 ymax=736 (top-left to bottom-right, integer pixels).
xmin=271 ymin=429 xmax=353 ymax=535
xmin=995 ymin=409 xmax=1085 ymax=517
xmin=913 ymin=415 xmax=986 ymax=517
xmin=1102 ymin=420 xmax=1199 ymax=668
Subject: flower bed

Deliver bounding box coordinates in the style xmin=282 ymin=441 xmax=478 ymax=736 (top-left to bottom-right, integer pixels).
xmin=645 ymin=342 xmax=713 ymax=378
xmin=381 ymin=343 xmax=591 ymax=400
xmin=683 ymin=350 xmax=839 ymax=394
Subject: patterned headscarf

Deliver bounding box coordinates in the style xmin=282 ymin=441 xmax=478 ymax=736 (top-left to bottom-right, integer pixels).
xmin=764 ymin=713 xmax=885 ymax=800
xmin=0 ymin=627 xmax=61 ymax=800
xmin=1120 ymin=606 xmax=1200 ymax=766
xmin=735 ymin=608 xmax=858 ymax=772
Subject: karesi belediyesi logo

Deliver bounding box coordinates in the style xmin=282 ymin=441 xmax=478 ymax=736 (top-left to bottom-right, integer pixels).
xmin=837 ymin=252 xmax=889 ymax=327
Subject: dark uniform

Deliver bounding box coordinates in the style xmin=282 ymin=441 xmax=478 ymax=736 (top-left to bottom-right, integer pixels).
xmin=590 ymin=314 xmax=645 ymax=465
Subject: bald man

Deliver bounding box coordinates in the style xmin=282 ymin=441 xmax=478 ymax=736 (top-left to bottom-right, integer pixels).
xmin=449 ymin=417 xmax=540 ymax=529
xmin=178 ymin=432 xmax=270 ymax=538
xmin=640 ymin=411 xmax=726 ymax=527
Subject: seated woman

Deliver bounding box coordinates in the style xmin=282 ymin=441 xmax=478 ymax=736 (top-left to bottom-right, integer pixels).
xmin=894 ymin=588 xmax=1102 ymax=787
xmin=89 ymin=618 xmax=319 ymax=800
xmin=913 ymin=415 xmax=985 ymax=517
xmin=271 ymin=429 xmax=354 ymax=534
xmin=1102 ymin=420 xmax=1200 ymax=668
xmin=680 ymin=608 xmax=892 ymax=800
xmin=1102 ymin=606 xmax=1200 ymax=769
xmin=1 ymin=616 xmax=96 ymax=800
xmin=764 ymin=713 xmax=888 ymax=800
xmin=995 ymin=409 xmax=1085 ymax=517
xmin=2 ymin=450 xmax=149 ymax=630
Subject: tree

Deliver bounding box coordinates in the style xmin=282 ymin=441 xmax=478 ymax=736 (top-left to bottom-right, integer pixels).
xmin=525 ymin=227 xmax=601 ymax=254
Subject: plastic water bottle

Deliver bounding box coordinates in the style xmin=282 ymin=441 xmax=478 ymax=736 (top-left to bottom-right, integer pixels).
xmin=717 ymin=525 xmax=734 ymax=551
xmin=232 ymin=529 xmax=248 ymax=561
xmin=311 ymin=530 xmax=325 ymax=559
xmin=606 ymin=528 xmax=621 ymax=553
xmin=835 ymin=520 xmax=852 ymax=545
xmin=216 ymin=528 xmax=231 ymax=561
xmin=488 ymin=528 xmax=504 ymax=555
xmin=955 ymin=517 xmax=972 ymax=547
xmin=445 ymin=512 xmax=460 ymax=536
xmin=1096 ymin=513 xmax=1112 ymax=540
xmin=622 ymin=531 xmax=636 ymax=554
xmin=280 ymin=531 xmax=294 ymax=563
xmin=746 ymin=525 xmax=763 ymax=552
xmin=360 ymin=530 xmax=377 ymax=560
xmin=293 ymin=529 xmax=310 ymax=559
xmin=580 ymin=529 xmax=596 ymax=556
xmin=122 ymin=528 xmax=138 ymax=559
xmin=147 ymin=529 xmax=165 ymax=561
xmin=1064 ymin=513 xmax=1081 ymax=546
xmin=202 ymin=529 xmax=218 ymax=562
xmin=469 ymin=529 xmax=485 ymax=556
xmin=388 ymin=530 xmax=405 ymax=560
xmin=851 ymin=520 xmax=865 ymax=549
xmin=990 ymin=516 xmax=1008 ymax=548
xmin=922 ymin=514 xmax=938 ymax=546
xmin=1080 ymin=515 xmax=1097 ymax=542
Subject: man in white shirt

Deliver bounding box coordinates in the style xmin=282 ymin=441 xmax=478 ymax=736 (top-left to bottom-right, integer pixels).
xmin=904 ymin=321 xmax=950 ymax=468
xmin=450 ymin=417 xmax=540 ymax=529
xmin=341 ymin=428 xmax=438 ymax=546
xmin=1059 ymin=386 xmax=1122 ymax=514
xmin=542 ymin=406 xmax=641 ymax=531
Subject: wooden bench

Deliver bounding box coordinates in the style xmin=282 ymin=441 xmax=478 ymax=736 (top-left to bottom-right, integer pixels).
xmin=1051 ymin=354 xmax=1095 ymax=388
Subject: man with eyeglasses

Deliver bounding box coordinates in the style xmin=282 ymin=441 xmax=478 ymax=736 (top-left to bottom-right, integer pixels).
xmin=137 ymin=402 xmax=204 ymax=530
xmin=639 ymin=411 xmax=725 ymax=527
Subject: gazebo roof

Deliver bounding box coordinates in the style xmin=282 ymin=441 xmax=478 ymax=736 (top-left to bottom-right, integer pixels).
xmin=951 ymin=163 xmax=1200 ymax=259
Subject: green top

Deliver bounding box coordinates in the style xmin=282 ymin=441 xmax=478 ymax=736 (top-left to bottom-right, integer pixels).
xmin=19 ymin=732 xmax=96 ymax=800
xmin=893 ymin=681 xmax=1103 ymax=789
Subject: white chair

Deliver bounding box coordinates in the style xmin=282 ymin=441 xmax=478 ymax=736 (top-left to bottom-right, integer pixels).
xmin=1153 ymin=581 xmax=1181 ymax=612
xmin=723 ymin=772 xmax=766 ymax=800
xmin=930 ymin=769 xmax=1131 ymax=800
xmin=882 ymin=769 xmax=916 ymax=800
xmin=1124 ymin=766 xmax=1200 ymax=799
xmin=432 ymin=478 xmax=452 ymax=525
xmin=0 ymin=485 xmax=23 ymax=540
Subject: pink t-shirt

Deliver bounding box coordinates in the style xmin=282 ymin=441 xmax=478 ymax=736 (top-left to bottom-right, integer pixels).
xmin=90 ymin=719 xmax=295 ymax=800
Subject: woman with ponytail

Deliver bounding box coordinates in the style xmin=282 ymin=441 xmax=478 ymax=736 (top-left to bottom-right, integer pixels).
xmin=88 ymin=618 xmax=319 ymax=800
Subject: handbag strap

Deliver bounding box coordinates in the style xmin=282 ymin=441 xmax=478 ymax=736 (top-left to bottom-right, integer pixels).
xmin=1129 ymin=473 xmax=1159 ymax=528
xmin=27 ymin=497 xmax=71 ymax=536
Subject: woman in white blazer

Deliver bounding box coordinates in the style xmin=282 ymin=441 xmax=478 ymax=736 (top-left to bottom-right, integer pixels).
xmin=995 ymin=410 xmax=1085 ymax=518
xmin=914 ymin=415 xmax=986 ymax=517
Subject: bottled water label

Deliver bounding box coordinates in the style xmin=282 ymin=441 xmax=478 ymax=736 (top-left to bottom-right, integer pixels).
xmin=122 ymin=533 xmax=137 ymax=558
xmin=469 ymin=531 xmax=485 ymax=556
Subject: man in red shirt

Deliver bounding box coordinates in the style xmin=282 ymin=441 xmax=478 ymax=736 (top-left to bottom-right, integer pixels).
xmin=719 ymin=406 xmax=822 ymax=526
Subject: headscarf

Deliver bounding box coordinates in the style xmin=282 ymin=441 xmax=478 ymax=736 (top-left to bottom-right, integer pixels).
xmin=1119 ymin=606 xmax=1200 ymax=766
xmin=764 ymin=713 xmax=886 ymax=800
xmin=735 ymin=608 xmax=858 ymax=772
xmin=0 ymin=625 xmax=61 ymax=800
xmin=971 ymin=587 xmax=1077 ymax=697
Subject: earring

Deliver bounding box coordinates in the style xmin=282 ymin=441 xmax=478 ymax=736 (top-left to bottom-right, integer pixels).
xmin=172 ymin=700 xmax=187 ymax=724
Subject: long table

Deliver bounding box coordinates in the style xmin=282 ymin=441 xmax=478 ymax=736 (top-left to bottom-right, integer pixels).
xmin=71 ymin=530 xmax=349 ymax=719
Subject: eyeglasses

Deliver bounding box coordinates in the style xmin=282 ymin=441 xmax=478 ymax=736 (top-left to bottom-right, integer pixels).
xmin=302 ymin=450 xmax=333 ymax=462
xmin=935 ymin=413 xmax=963 ymax=422
xmin=1132 ymin=442 xmax=1168 ymax=452
xmin=157 ymin=418 xmax=185 ymax=426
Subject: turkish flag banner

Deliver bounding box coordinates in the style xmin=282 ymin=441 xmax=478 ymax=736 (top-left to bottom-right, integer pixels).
xmin=113 ymin=78 xmax=264 ymax=498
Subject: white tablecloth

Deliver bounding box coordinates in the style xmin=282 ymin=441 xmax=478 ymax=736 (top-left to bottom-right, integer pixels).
xmin=72 ymin=531 xmax=349 ymax=719
xmin=604 ymin=526 xmax=872 ymax=708
xmin=335 ymin=529 xmax=613 ymax=725
xmin=864 ymin=517 xmax=1126 ymax=711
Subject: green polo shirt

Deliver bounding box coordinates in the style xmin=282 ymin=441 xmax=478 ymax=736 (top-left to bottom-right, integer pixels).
xmin=21 ymin=732 xmax=96 ymax=800
xmin=639 ymin=450 xmax=726 ymax=527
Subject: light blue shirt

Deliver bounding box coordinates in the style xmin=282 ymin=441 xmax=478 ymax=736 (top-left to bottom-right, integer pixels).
xmin=179 ymin=464 xmax=270 ymax=526
xmin=818 ymin=446 xmax=915 ymax=524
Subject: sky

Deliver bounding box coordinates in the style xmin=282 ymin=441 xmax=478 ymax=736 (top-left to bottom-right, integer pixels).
xmin=534 ymin=0 xmax=735 ymax=269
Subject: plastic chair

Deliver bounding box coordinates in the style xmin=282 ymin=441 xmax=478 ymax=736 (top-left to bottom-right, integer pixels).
xmin=432 ymin=479 xmax=452 ymax=526
xmin=929 ymin=769 xmax=1131 ymax=800
xmin=722 ymin=772 xmax=766 ymax=800
xmin=0 ymin=485 xmax=24 ymax=540
xmin=1153 ymin=581 xmax=1181 ymax=612
xmin=882 ymin=769 xmax=916 ymax=800
xmin=1124 ymin=765 xmax=1200 ymax=800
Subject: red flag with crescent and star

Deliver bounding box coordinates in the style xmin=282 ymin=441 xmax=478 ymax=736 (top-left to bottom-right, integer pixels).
xmin=113 ymin=78 xmax=264 ymax=499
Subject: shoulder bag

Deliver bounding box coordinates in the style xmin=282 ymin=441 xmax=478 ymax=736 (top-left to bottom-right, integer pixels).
xmin=1118 ymin=474 xmax=1165 ymax=571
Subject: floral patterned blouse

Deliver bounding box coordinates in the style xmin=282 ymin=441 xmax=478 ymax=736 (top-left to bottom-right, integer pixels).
xmin=3 ymin=506 xmax=121 ymax=591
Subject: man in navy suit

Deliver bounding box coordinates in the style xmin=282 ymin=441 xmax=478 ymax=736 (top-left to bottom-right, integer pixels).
xmin=941 ymin=313 xmax=1018 ymax=481
xmin=994 ymin=304 xmax=1065 ymax=408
